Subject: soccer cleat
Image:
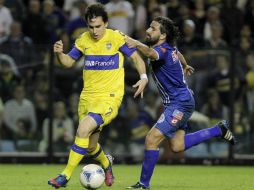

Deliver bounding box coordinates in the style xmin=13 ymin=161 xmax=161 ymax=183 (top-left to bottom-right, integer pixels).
xmin=104 ymin=154 xmax=114 ymax=186
xmin=218 ymin=120 xmax=236 ymax=145
xmin=126 ymin=182 xmax=150 ymax=189
xmin=48 ymin=174 xmax=68 ymax=188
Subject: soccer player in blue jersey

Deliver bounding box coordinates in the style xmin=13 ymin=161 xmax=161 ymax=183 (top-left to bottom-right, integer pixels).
xmin=125 ymin=16 xmax=236 ymax=189
xmin=48 ymin=3 xmax=148 ymax=188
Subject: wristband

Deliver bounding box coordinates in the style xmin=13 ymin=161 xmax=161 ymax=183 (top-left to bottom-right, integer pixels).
xmin=140 ymin=74 xmax=148 ymax=80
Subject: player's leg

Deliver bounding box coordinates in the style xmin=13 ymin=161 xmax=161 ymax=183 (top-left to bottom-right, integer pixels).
xmin=128 ymin=105 xmax=186 ymax=189
xmin=87 ymin=132 xmax=110 ymax=169
xmin=87 ymin=132 xmax=114 ymax=186
xmin=164 ymin=102 xmax=234 ymax=151
xmin=184 ymin=120 xmax=235 ymax=150
xmin=48 ymin=114 xmax=100 ymax=188
xmin=87 ymin=98 xmax=122 ymax=186
xmin=169 ymin=129 xmax=185 ymax=152
xmin=169 ymin=120 xmax=236 ymax=153
xmin=62 ymin=115 xmax=101 ymax=178
xmin=127 ymin=127 xmax=165 ymax=189
xmin=141 ymin=127 xmax=165 ymax=187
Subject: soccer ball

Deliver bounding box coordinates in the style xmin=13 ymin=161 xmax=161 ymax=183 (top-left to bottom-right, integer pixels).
xmin=80 ymin=164 xmax=105 ymax=189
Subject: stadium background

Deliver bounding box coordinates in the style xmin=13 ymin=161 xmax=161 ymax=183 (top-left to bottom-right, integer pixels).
xmin=0 ymin=0 xmax=254 ymax=166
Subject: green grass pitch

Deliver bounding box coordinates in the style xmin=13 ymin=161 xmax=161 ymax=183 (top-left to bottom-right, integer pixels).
xmin=0 ymin=164 xmax=254 ymax=190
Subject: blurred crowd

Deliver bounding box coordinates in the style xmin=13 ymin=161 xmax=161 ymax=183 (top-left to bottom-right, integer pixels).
xmin=0 ymin=0 xmax=254 ymax=161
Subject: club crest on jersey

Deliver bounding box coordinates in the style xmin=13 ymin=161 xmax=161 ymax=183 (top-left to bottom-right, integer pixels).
xmin=106 ymin=42 xmax=112 ymax=50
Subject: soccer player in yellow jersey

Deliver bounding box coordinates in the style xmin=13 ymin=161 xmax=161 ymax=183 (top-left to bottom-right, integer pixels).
xmin=48 ymin=3 xmax=148 ymax=188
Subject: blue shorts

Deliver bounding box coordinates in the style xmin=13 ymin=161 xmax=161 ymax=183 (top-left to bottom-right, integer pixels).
xmin=155 ymin=100 xmax=195 ymax=138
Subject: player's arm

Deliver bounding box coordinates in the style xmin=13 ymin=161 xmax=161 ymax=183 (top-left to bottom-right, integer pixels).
xmin=129 ymin=51 xmax=148 ymax=98
xmin=54 ymin=40 xmax=75 ymax=68
xmin=177 ymin=51 xmax=194 ymax=76
xmin=125 ymin=37 xmax=158 ymax=60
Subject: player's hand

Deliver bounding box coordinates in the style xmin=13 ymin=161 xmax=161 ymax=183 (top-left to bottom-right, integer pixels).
xmin=125 ymin=37 xmax=138 ymax=48
xmin=54 ymin=40 xmax=63 ymax=53
xmin=132 ymin=78 xmax=148 ymax=98
xmin=184 ymin=65 xmax=194 ymax=76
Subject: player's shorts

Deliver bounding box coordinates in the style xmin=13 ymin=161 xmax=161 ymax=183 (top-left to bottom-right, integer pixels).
xmin=155 ymin=99 xmax=195 ymax=138
xmin=78 ymin=94 xmax=123 ymax=131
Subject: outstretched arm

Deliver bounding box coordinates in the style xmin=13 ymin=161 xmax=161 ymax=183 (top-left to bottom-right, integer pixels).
xmin=125 ymin=37 xmax=158 ymax=60
xmin=129 ymin=51 xmax=148 ymax=98
xmin=125 ymin=37 xmax=195 ymax=76
xmin=54 ymin=40 xmax=75 ymax=68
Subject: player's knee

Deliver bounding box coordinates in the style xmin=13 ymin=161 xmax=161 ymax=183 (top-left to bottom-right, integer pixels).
xmin=145 ymin=135 xmax=153 ymax=147
xmin=145 ymin=132 xmax=157 ymax=148
xmin=170 ymin=130 xmax=185 ymax=152
xmin=171 ymin=142 xmax=184 ymax=153
xmin=77 ymin=127 xmax=90 ymax=138
xmin=76 ymin=130 xmax=88 ymax=138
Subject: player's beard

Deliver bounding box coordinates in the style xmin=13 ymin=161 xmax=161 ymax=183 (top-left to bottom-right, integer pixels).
xmin=146 ymin=35 xmax=160 ymax=46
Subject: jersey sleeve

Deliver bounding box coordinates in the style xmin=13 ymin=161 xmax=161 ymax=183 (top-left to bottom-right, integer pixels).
xmin=115 ymin=30 xmax=136 ymax=57
xmin=67 ymin=33 xmax=85 ymax=60
xmin=119 ymin=43 xmax=136 ymax=57
xmin=67 ymin=46 xmax=83 ymax=60
xmin=153 ymin=46 xmax=167 ymax=60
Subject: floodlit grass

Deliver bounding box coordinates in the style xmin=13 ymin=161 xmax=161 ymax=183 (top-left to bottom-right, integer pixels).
xmin=0 ymin=164 xmax=254 ymax=190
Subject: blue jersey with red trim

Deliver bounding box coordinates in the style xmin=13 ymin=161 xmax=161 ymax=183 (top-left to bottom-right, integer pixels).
xmin=150 ymin=42 xmax=193 ymax=105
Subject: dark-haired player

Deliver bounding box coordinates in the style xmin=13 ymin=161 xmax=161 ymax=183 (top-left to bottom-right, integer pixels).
xmin=48 ymin=3 xmax=148 ymax=188
xmin=125 ymin=16 xmax=236 ymax=189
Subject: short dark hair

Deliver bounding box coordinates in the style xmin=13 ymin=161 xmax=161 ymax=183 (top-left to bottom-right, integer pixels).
xmin=84 ymin=3 xmax=108 ymax=23
xmin=153 ymin=16 xmax=180 ymax=45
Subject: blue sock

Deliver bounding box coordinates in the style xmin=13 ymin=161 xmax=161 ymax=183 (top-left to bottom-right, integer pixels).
xmin=184 ymin=125 xmax=222 ymax=150
xmin=140 ymin=150 xmax=159 ymax=188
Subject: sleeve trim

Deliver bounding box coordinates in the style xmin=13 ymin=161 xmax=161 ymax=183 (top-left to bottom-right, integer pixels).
xmin=67 ymin=46 xmax=83 ymax=60
xmin=154 ymin=49 xmax=160 ymax=60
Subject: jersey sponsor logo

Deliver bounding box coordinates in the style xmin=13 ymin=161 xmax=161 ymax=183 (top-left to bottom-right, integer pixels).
xmin=106 ymin=42 xmax=112 ymax=50
xmin=157 ymin=113 xmax=165 ymax=123
xmin=84 ymin=54 xmax=119 ymax=70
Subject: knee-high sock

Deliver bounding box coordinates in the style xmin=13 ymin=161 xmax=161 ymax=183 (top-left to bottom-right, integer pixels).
xmin=87 ymin=143 xmax=109 ymax=169
xmin=140 ymin=150 xmax=159 ymax=188
xmin=184 ymin=125 xmax=221 ymax=150
xmin=62 ymin=136 xmax=89 ymax=180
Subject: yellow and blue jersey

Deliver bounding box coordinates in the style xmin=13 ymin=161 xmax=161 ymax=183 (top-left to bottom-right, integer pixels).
xmin=68 ymin=29 xmax=135 ymax=99
xmin=67 ymin=29 xmax=136 ymax=125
